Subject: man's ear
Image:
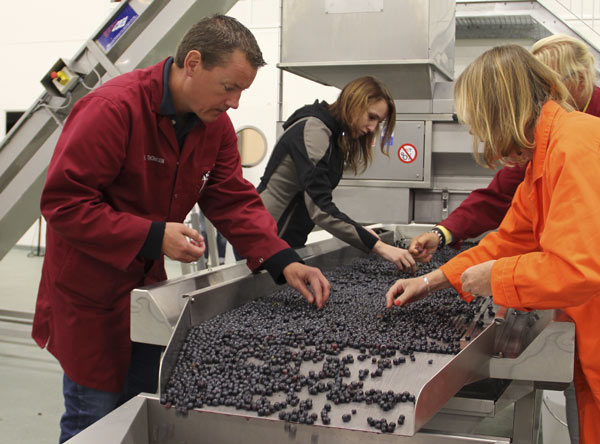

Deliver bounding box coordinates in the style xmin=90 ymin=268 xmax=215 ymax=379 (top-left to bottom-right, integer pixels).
xmin=184 ymin=50 xmax=203 ymax=76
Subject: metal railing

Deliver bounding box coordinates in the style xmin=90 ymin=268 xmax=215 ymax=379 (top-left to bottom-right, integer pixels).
xmin=457 ymin=0 xmax=600 ymax=65
xmin=536 ymin=0 xmax=600 ymax=49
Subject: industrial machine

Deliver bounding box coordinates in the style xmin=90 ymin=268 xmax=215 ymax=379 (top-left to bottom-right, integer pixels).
xmin=279 ymin=0 xmax=458 ymax=226
xmin=70 ymin=229 xmax=574 ymax=444
xmin=278 ymin=0 xmax=600 ymax=226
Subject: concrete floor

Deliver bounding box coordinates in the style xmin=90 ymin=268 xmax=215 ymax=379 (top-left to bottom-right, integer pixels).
xmin=0 ymin=246 xmax=183 ymax=444
xmin=0 ymin=247 xmax=61 ymax=444
xmin=0 ymin=244 xmax=572 ymax=444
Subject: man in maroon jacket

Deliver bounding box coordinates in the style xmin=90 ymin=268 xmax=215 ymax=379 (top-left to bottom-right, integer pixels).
xmin=33 ymin=15 xmax=330 ymax=443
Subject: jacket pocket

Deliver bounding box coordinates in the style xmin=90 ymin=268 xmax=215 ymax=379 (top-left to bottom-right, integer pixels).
xmin=55 ymin=246 xmax=141 ymax=309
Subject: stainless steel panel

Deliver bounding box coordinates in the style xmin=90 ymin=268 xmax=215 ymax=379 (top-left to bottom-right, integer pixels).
xmin=432 ymin=82 xmax=455 ymax=114
xmin=158 ymin=238 xmax=498 ymax=437
xmin=131 ymin=261 xmax=252 ymax=346
xmin=126 ymin=232 xmax=573 ymax=444
xmin=325 ymin=0 xmax=384 ymax=14
xmin=279 ymin=0 xmax=455 ymax=99
xmin=143 ymin=394 xmax=513 ymax=443
xmin=431 ymin=153 xmax=496 ymax=180
xmin=432 ymin=122 xmax=476 ymax=154
xmin=332 ymin=187 xmax=412 ymax=224
xmin=424 ymin=381 xmax=542 ymax=440
xmin=278 ymin=63 xmax=442 ymax=104
xmin=66 ymin=396 xmax=149 ymax=444
xmin=490 ymin=313 xmax=574 ymax=385
xmin=344 ymin=121 xmax=425 ymax=182
xmin=66 ymin=394 xmax=512 ymax=443
xmin=413 ymin=189 xmax=471 ymax=224
xmin=282 ymin=0 xmax=429 ymax=63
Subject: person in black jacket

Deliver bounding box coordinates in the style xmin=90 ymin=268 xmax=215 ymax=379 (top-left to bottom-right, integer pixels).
xmin=258 ymin=76 xmax=416 ymax=271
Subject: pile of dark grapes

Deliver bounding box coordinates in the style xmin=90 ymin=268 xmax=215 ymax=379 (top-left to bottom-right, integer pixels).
xmin=162 ymin=244 xmax=489 ymax=432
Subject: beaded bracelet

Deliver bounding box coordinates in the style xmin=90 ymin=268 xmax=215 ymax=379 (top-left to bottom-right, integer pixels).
xmin=430 ymin=227 xmax=446 ymax=248
xmin=422 ymin=276 xmax=431 ymax=294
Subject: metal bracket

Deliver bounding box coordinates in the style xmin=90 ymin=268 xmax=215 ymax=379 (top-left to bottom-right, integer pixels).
xmin=441 ymin=188 xmax=449 ymax=219
xmin=85 ymin=40 xmax=122 ymax=79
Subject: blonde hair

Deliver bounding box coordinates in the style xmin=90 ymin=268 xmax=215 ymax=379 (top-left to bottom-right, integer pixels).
xmin=532 ymin=34 xmax=595 ymax=111
xmin=329 ymin=76 xmax=395 ymax=174
xmin=454 ymin=45 xmax=572 ymax=168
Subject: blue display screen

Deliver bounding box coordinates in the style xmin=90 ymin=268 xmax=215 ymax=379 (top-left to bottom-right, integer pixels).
xmin=97 ymin=3 xmax=139 ymax=52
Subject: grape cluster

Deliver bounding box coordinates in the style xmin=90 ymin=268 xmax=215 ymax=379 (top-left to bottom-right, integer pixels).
xmin=162 ymin=244 xmax=488 ymax=432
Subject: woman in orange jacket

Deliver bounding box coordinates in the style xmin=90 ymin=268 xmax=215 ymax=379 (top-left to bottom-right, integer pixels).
xmin=385 ymin=45 xmax=600 ymax=443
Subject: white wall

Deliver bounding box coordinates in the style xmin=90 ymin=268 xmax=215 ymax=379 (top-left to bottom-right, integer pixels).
xmin=0 ymin=1 xmax=118 ymax=136
xmin=0 ymin=1 xmax=119 ymax=249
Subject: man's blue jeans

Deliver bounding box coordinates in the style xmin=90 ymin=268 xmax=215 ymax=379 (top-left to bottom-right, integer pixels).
xmin=59 ymin=342 xmax=162 ymax=443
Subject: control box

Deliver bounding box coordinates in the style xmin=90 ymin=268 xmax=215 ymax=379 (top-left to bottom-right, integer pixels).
xmin=41 ymin=58 xmax=80 ymax=97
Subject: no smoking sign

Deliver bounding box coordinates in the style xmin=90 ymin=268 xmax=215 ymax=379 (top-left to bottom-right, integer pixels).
xmin=397 ymin=143 xmax=417 ymax=164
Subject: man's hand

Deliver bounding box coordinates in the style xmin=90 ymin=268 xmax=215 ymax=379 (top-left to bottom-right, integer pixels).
xmin=460 ymin=260 xmax=495 ymax=297
xmin=282 ymin=262 xmax=331 ymax=309
xmin=162 ymin=222 xmax=205 ymax=263
xmin=408 ymin=232 xmax=440 ymax=263
xmin=373 ymin=241 xmax=417 ymax=273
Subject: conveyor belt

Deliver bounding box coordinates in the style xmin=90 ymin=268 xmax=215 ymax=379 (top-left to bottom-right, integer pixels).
xmin=65 ymin=229 xmax=574 ymax=444
xmin=159 ymin=238 xmax=497 ymax=437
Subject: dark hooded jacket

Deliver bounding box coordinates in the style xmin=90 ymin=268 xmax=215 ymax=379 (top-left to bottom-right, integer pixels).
xmin=257 ymin=100 xmax=378 ymax=251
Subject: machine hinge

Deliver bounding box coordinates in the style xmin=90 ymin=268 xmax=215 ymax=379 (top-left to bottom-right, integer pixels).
xmin=441 ymin=189 xmax=449 ymax=219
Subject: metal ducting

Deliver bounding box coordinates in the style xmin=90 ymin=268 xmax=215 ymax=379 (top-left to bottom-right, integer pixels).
xmin=278 ymin=0 xmax=455 ymax=101
xmin=456 ymin=14 xmax=551 ymax=40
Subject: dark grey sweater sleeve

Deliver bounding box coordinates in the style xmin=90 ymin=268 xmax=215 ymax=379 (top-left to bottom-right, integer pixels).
xmin=291 ymin=118 xmax=378 ymax=252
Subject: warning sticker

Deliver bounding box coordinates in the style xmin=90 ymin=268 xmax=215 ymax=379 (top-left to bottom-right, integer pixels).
xmin=397 ymin=144 xmax=417 ymax=164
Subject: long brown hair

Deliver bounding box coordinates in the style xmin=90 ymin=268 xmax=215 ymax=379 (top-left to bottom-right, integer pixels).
xmin=454 ymin=45 xmax=572 ymax=168
xmin=329 ymin=76 xmax=395 ymax=174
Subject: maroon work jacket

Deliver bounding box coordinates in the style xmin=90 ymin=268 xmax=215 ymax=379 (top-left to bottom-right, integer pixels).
xmin=33 ymin=59 xmax=291 ymax=392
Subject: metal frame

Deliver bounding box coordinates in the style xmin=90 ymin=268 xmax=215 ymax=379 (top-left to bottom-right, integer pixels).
xmin=122 ymin=230 xmax=574 ymax=443
xmin=0 ymin=0 xmax=238 ymax=262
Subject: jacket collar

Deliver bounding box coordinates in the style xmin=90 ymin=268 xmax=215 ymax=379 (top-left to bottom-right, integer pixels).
xmin=531 ymin=100 xmax=563 ymax=181
xmin=159 ymin=57 xmax=176 ymax=116
xmin=585 ymin=85 xmax=600 ymax=117
xmin=149 ymin=58 xmax=171 ymax=114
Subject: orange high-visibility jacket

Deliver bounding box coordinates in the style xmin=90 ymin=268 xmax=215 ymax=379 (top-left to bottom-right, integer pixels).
xmin=441 ymin=101 xmax=600 ymax=443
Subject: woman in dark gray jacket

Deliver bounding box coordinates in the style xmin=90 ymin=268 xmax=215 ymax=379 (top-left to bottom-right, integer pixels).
xmin=258 ymin=76 xmax=416 ymax=272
